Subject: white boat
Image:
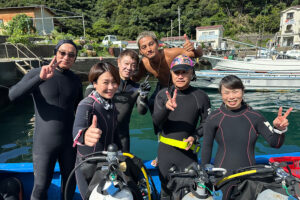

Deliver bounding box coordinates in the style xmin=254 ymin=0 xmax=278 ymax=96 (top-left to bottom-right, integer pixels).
xmin=193 ymin=70 xmax=300 ymax=91
xmin=203 ymin=55 xmax=300 ymax=73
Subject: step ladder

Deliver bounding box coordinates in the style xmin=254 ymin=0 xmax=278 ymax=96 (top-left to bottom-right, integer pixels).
xmin=15 ymin=60 xmax=34 ymax=74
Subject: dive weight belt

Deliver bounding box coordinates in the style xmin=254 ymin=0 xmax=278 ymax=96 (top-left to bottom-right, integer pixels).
xmin=159 ymin=134 xmax=200 ymax=153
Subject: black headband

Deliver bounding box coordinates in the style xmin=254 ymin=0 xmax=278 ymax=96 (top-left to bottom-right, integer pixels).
xmin=54 ymin=39 xmax=78 ymax=55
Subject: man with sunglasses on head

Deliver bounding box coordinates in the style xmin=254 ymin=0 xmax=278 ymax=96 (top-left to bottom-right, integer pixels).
xmin=9 ymin=40 xmax=83 ymax=200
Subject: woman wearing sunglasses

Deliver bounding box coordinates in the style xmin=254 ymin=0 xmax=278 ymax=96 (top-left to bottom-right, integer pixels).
xmin=9 ymin=40 xmax=83 ymax=200
xmin=152 ymin=55 xmax=211 ymax=199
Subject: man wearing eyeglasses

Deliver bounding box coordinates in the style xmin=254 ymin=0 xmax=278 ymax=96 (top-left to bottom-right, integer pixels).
xmin=9 ymin=40 xmax=83 ymax=200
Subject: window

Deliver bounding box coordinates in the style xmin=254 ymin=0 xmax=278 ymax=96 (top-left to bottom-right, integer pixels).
xmin=0 ymin=19 xmax=3 ymax=25
xmin=209 ymin=31 xmax=215 ymax=35
xmin=286 ymin=25 xmax=293 ymax=33
xmin=287 ymin=25 xmax=293 ymax=30
xmin=287 ymin=12 xmax=294 ymax=19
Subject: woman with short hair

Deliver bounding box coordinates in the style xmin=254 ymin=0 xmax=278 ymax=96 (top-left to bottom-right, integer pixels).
xmin=201 ymin=75 xmax=292 ymax=199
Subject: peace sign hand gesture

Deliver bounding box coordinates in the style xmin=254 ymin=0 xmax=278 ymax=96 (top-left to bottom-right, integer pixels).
xmin=165 ymin=89 xmax=177 ymax=111
xmin=183 ymin=34 xmax=195 ymax=52
xmin=273 ymin=107 xmax=293 ymax=131
xmin=39 ymin=56 xmax=61 ymax=80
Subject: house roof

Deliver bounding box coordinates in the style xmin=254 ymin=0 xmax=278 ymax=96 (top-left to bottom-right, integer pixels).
xmin=281 ymin=6 xmax=300 ymax=13
xmin=160 ymin=36 xmax=185 ymax=41
xmin=0 ymin=6 xmax=56 ymax=16
xmin=196 ymin=25 xmax=224 ymax=30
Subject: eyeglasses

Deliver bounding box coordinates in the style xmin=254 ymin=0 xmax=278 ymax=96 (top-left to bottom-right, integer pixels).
xmin=58 ymin=50 xmax=76 ymax=58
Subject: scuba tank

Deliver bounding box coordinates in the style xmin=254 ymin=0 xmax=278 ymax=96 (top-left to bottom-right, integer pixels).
xmin=89 ymin=144 xmax=133 ymax=200
xmin=89 ymin=181 xmax=134 ymax=200
xmin=64 ymin=144 xmax=158 ymax=200
xmin=168 ymin=163 xmax=225 ymax=200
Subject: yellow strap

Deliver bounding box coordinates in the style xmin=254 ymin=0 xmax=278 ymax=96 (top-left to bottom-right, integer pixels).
xmin=159 ymin=135 xmax=200 ymax=153
xmin=216 ymin=169 xmax=257 ymax=186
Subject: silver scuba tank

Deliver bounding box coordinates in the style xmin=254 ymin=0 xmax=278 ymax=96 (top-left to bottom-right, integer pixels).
xmin=89 ymin=180 xmax=134 ymax=200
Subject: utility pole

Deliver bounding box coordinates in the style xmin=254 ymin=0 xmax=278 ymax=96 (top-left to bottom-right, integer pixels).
xmin=171 ymin=19 xmax=173 ymax=39
xmin=178 ymin=6 xmax=181 ymax=37
xmin=82 ymin=14 xmax=86 ymax=38
xmin=40 ymin=5 xmax=46 ymax=35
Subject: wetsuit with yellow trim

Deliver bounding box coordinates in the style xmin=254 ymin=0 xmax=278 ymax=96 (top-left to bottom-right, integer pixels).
xmin=152 ymin=85 xmax=211 ymax=198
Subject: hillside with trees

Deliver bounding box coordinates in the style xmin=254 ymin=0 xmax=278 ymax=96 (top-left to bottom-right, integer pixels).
xmin=0 ymin=0 xmax=299 ymax=41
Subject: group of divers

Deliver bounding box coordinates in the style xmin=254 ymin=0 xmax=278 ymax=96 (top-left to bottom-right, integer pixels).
xmin=0 ymin=30 xmax=296 ymax=200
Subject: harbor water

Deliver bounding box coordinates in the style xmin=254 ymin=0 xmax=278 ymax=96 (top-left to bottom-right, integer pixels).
xmin=1 ymin=80 xmax=300 ymax=163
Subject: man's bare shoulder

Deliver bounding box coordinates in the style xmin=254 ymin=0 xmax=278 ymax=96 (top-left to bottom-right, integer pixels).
xmin=164 ymin=47 xmax=184 ymax=56
xmin=163 ymin=48 xmax=185 ymax=63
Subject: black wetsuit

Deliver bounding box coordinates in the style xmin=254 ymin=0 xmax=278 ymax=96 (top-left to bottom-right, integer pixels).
xmin=152 ymin=85 xmax=211 ymax=198
xmin=201 ymin=102 xmax=285 ymax=171
xmin=73 ymin=91 xmax=121 ymax=198
xmin=201 ymin=103 xmax=285 ymax=200
xmin=84 ymin=79 xmax=148 ymax=152
xmin=8 ymin=67 xmax=83 ymax=200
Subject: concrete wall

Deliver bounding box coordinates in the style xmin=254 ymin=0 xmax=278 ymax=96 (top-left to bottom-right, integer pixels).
xmin=0 ymin=44 xmax=56 ymax=58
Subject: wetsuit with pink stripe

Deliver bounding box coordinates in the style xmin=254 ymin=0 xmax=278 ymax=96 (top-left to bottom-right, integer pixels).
xmin=72 ymin=91 xmax=120 ymax=198
xmin=201 ymin=102 xmax=285 ymax=172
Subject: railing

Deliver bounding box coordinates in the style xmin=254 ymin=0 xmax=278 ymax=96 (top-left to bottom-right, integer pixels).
xmin=3 ymin=42 xmax=43 ymax=68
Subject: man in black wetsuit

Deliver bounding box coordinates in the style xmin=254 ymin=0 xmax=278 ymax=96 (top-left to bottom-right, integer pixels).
xmin=84 ymin=49 xmax=150 ymax=152
xmin=9 ymin=40 xmax=83 ymax=200
xmin=133 ymin=31 xmax=203 ymax=135
xmin=152 ymin=55 xmax=211 ymax=199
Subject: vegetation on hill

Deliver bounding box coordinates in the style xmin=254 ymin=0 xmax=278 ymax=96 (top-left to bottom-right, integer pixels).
xmin=0 ymin=0 xmax=299 ymax=41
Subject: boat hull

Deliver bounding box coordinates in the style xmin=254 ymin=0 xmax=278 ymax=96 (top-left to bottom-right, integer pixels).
xmin=204 ymin=56 xmax=300 ymax=73
xmin=194 ymin=70 xmax=300 ymax=91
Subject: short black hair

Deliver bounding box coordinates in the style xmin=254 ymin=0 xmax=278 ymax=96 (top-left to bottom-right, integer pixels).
xmin=218 ymin=75 xmax=244 ymax=93
xmin=88 ymin=62 xmax=120 ymax=85
xmin=118 ymin=49 xmax=139 ymax=63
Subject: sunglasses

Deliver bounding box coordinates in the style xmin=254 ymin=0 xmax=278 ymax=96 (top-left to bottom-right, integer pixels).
xmin=58 ymin=50 xmax=76 ymax=58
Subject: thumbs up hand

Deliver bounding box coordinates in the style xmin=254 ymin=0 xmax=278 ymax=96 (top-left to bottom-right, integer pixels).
xmin=183 ymin=34 xmax=195 ymax=52
xmin=84 ymin=115 xmax=102 ymax=147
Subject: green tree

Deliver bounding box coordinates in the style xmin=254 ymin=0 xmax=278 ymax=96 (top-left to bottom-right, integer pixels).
xmin=1 ymin=14 xmax=36 ymax=45
xmin=2 ymin=14 xmax=36 ymax=35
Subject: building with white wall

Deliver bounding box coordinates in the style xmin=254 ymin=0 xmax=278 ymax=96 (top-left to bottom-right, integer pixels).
xmin=278 ymin=6 xmax=300 ymax=47
xmin=196 ymin=25 xmax=224 ymax=49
